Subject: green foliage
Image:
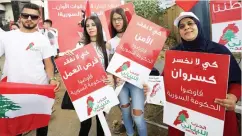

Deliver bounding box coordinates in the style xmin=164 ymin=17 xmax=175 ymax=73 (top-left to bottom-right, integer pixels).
xmin=126 ymin=0 xmax=163 ymax=21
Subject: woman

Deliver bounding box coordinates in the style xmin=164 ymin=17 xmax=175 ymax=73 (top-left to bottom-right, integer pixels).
xmin=145 ymin=12 xmax=241 ymax=136
xmin=63 ymin=15 xmax=114 ymax=136
xmin=107 ymin=7 xmax=148 ymax=136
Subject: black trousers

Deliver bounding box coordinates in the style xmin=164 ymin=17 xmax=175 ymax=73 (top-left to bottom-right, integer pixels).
xmin=79 ymin=115 xmax=104 ymax=136
xmin=17 ymin=126 xmax=48 ymax=136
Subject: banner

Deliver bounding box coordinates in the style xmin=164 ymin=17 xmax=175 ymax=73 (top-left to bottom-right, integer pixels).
xmin=55 ymin=45 xmax=119 ymax=122
xmin=0 ymin=82 xmax=55 ymax=136
xmin=107 ymin=14 xmax=169 ymax=88
xmin=104 ymin=2 xmax=135 ymax=37
xmin=210 ymin=0 xmax=242 ymax=52
xmin=47 ymin=0 xmax=121 ymax=52
xmin=163 ymin=50 xmax=230 ymax=136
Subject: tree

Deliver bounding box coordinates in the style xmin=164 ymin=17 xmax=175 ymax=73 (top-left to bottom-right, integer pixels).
xmin=125 ymin=0 xmax=163 ymax=22
xmin=0 ymin=95 xmax=21 ymax=118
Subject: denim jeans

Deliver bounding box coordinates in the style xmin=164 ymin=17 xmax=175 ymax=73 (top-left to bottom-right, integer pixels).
xmin=118 ymin=82 xmax=147 ymax=136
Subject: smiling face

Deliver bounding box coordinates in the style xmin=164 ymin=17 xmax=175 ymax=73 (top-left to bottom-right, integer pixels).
xmin=112 ymin=13 xmax=124 ymax=32
xmin=20 ymin=8 xmax=40 ymax=30
xmin=85 ymin=19 xmax=97 ymax=38
xmin=179 ymin=18 xmax=198 ymax=41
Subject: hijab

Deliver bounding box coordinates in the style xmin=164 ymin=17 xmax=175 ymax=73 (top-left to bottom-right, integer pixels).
xmin=172 ymin=17 xmax=241 ymax=85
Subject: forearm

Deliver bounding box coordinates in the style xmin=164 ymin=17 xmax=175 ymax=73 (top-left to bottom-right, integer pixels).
xmin=44 ymin=57 xmax=55 ymax=79
xmin=45 ymin=65 xmax=54 ymax=79
xmin=228 ymin=83 xmax=242 ymax=101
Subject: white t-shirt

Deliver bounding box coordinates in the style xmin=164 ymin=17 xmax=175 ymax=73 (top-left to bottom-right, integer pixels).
xmin=40 ymin=28 xmax=59 ymax=56
xmin=75 ymin=43 xmax=108 ymax=69
xmin=108 ymin=35 xmax=121 ymax=53
xmin=0 ymin=30 xmax=53 ymax=85
xmin=108 ymin=35 xmax=121 ymax=60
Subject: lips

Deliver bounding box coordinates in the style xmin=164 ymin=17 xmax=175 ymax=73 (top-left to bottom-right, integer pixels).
xmin=115 ymin=25 xmax=121 ymax=28
xmin=185 ymin=31 xmax=193 ymax=35
xmin=89 ymin=31 xmax=95 ymax=34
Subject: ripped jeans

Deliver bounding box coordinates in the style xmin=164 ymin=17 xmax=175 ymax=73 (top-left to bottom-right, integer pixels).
xmin=118 ymin=82 xmax=147 ymax=136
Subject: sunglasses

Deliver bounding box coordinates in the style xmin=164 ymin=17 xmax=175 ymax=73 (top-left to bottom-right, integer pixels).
xmin=178 ymin=22 xmax=196 ymax=30
xmin=21 ymin=13 xmax=39 ymax=20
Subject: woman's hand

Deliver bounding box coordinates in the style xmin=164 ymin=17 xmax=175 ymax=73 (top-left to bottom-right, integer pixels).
xmin=116 ymin=77 xmax=125 ymax=87
xmin=214 ymin=93 xmax=237 ymax=111
xmin=64 ymin=50 xmax=74 ymax=56
xmin=50 ymin=80 xmax=61 ymax=92
xmin=104 ymin=75 xmax=115 ymax=88
xmin=143 ymin=84 xmax=150 ymax=96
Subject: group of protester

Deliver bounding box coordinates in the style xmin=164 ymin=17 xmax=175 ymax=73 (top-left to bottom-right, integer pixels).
xmin=0 ymin=2 xmax=241 ymax=136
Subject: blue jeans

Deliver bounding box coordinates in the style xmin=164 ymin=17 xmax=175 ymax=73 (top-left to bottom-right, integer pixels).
xmin=118 ymin=82 xmax=147 ymax=136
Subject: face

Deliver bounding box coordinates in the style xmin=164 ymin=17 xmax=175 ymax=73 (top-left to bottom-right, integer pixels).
xmin=85 ymin=19 xmax=97 ymax=37
xmin=112 ymin=13 xmax=124 ymax=32
xmin=43 ymin=22 xmax=51 ymax=29
xmin=179 ymin=18 xmax=198 ymax=41
xmin=11 ymin=25 xmax=19 ymax=30
xmin=20 ymin=8 xmax=40 ymax=30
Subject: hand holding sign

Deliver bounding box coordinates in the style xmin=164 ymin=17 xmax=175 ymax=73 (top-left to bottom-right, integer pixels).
xmin=164 ymin=50 xmax=230 ymax=136
xmin=107 ymin=14 xmax=169 ymax=88
xmin=215 ymin=94 xmax=237 ymax=111
xmin=55 ymin=44 xmax=119 ymax=122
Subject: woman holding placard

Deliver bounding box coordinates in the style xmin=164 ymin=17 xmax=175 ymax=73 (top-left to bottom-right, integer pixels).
xmin=63 ymin=15 xmax=114 ymax=136
xmin=107 ymin=7 xmax=148 ymax=136
xmin=145 ymin=12 xmax=241 ymax=136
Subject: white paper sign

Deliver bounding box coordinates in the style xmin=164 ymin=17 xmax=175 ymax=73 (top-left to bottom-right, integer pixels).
xmin=146 ymin=76 xmax=166 ymax=106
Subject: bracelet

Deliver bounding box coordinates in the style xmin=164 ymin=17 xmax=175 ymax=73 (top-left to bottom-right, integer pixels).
xmin=49 ymin=77 xmax=57 ymax=83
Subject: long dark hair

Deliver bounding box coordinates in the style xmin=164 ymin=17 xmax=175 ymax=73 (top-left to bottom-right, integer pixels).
xmin=83 ymin=15 xmax=108 ymax=69
xmin=110 ymin=8 xmax=128 ymax=38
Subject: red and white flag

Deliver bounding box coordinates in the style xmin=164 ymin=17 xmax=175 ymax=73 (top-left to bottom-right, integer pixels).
xmin=85 ymin=0 xmax=91 ymax=18
xmin=0 ymin=82 xmax=55 ymax=136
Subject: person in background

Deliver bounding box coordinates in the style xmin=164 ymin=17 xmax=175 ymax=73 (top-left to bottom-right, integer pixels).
xmin=144 ymin=12 xmax=241 ymax=136
xmin=11 ymin=23 xmax=20 ymax=30
xmin=42 ymin=19 xmax=59 ymax=73
xmin=0 ymin=22 xmax=5 ymax=32
xmin=0 ymin=3 xmax=60 ymax=136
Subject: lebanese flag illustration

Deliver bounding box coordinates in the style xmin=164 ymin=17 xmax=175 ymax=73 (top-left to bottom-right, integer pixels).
xmin=173 ymin=110 xmax=189 ymax=126
xmin=0 ymin=82 xmax=55 ymax=136
xmin=26 ymin=42 xmax=34 ymax=50
xmin=115 ymin=61 xmax=131 ymax=73
xmin=218 ymin=23 xmax=239 ymax=45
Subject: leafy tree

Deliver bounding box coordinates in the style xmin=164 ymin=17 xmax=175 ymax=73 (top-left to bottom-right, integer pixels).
xmin=126 ymin=0 xmax=163 ymax=22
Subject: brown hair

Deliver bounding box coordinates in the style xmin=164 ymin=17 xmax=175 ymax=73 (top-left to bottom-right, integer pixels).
xmin=110 ymin=8 xmax=128 ymax=38
xmin=83 ymin=15 xmax=108 ymax=69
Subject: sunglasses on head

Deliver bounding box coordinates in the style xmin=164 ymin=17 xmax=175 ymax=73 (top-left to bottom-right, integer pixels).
xmin=21 ymin=13 xmax=39 ymax=20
